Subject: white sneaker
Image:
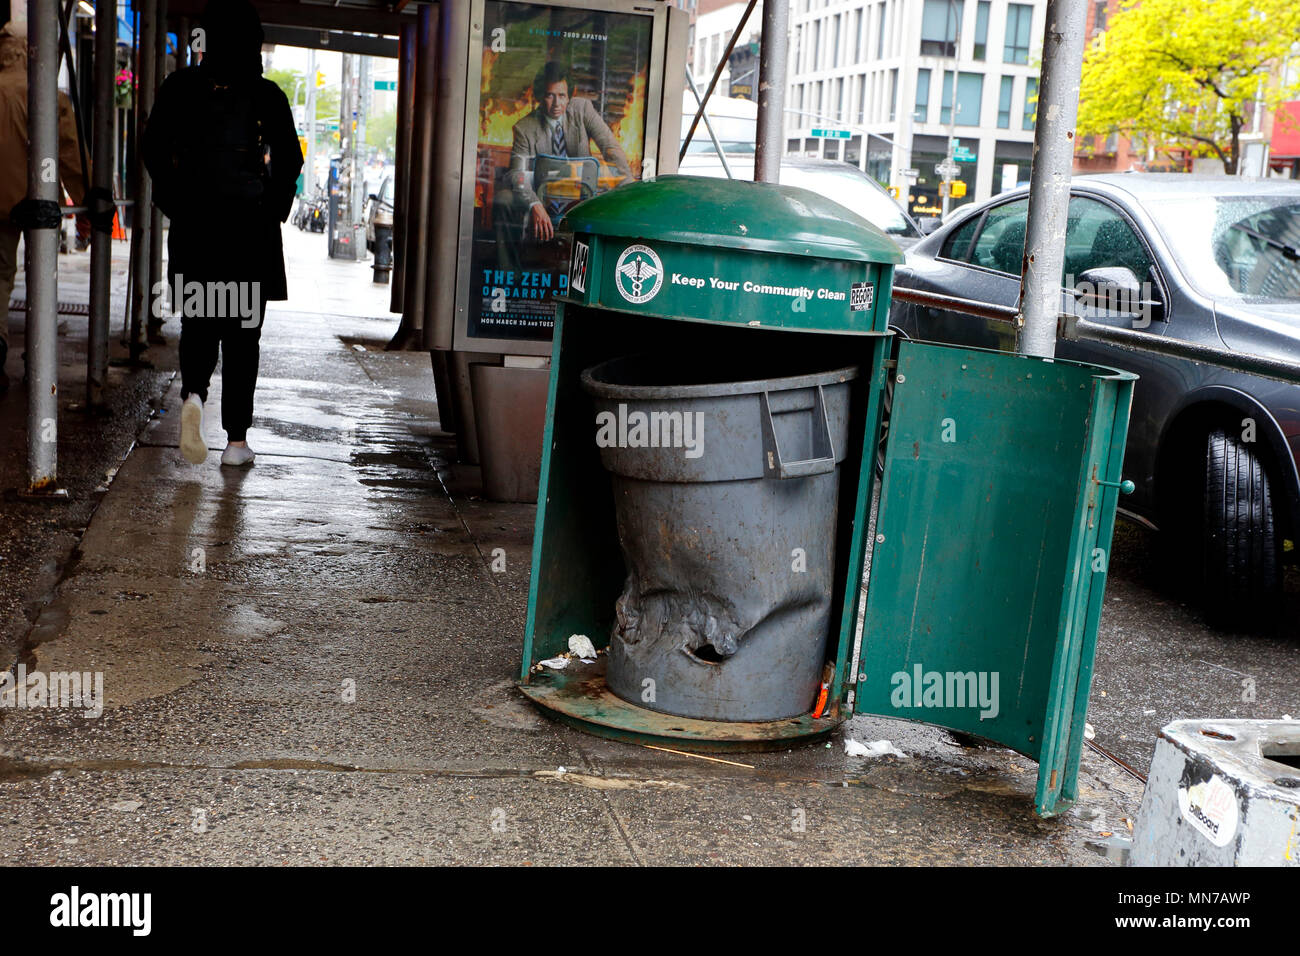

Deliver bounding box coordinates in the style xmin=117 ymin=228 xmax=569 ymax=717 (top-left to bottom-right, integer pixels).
xmin=180 ymin=393 xmax=207 ymax=464
xmin=221 ymin=443 xmax=255 ymax=467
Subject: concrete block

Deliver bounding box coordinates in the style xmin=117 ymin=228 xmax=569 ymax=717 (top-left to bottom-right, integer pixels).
xmin=1131 ymin=719 xmax=1300 ymax=866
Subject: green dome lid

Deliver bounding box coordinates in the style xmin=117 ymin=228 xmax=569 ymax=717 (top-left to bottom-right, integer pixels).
xmin=564 ymin=174 xmax=905 ymax=265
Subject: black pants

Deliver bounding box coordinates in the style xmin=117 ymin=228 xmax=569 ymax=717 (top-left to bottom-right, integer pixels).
xmin=179 ymin=302 xmax=266 ymax=443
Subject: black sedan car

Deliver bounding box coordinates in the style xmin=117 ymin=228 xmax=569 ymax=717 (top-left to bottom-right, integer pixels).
xmin=889 ymin=174 xmax=1300 ymax=629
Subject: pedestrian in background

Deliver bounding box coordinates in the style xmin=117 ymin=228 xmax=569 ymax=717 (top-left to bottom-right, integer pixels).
xmin=143 ymin=0 xmax=301 ymax=466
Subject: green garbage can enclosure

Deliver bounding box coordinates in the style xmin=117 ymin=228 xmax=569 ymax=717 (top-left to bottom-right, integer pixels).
xmin=517 ymin=175 xmax=1135 ymax=816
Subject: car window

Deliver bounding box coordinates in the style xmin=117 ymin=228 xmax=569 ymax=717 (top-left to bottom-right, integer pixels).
xmin=939 ymin=210 xmax=983 ymax=263
xmin=969 ymin=199 xmax=1028 ymax=274
xmin=1064 ymin=197 xmax=1154 ymax=287
xmin=1143 ymin=195 xmax=1300 ymax=301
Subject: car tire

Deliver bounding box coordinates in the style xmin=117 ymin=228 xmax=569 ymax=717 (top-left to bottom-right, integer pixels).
xmin=1201 ymin=428 xmax=1281 ymax=630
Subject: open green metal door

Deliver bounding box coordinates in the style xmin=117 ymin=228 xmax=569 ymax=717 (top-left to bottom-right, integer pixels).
xmin=855 ymin=340 xmax=1135 ymax=816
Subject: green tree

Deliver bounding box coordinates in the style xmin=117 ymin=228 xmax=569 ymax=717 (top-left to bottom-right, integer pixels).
xmin=1077 ymin=0 xmax=1300 ymax=173
xmin=265 ymin=67 xmax=305 ymax=107
xmin=265 ymin=67 xmax=340 ymax=124
xmin=365 ymin=107 xmax=397 ymax=159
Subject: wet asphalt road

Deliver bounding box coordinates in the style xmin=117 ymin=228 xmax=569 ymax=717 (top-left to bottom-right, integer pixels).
xmin=1089 ymin=521 xmax=1299 ymax=772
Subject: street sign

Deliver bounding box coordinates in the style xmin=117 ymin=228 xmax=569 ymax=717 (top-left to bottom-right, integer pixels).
xmin=374 ymin=79 xmax=396 ymax=91
xmin=900 ymin=167 xmax=919 ymax=179
xmin=934 ymin=161 xmax=961 ymax=178
xmin=810 ymin=128 xmax=851 ymax=139
xmin=953 ymin=145 xmax=976 ymax=162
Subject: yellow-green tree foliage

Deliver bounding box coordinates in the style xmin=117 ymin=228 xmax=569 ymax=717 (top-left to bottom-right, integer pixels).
xmin=1078 ymin=0 xmax=1300 ymax=172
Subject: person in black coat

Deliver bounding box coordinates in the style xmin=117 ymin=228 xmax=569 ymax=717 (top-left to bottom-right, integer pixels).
xmin=143 ymin=0 xmax=302 ymax=467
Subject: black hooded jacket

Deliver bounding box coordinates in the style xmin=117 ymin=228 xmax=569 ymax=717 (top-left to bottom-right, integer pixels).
xmin=142 ymin=0 xmax=302 ymax=301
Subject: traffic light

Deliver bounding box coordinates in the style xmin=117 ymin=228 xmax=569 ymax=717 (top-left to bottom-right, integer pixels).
xmin=315 ymin=70 xmax=326 ymax=88
xmin=950 ymin=181 xmax=967 ymax=198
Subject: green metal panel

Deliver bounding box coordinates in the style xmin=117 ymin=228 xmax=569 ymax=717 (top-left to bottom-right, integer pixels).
xmin=855 ymin=340 xmax=1134 ymax=816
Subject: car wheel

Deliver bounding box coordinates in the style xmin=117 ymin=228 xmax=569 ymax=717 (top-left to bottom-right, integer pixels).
xmin=1201 ymin=428 xmax=1281 ymax=630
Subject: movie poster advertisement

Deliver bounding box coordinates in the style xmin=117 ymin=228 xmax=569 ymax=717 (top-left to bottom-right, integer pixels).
xmin=466 ymin=0 xmax=654 ymax=344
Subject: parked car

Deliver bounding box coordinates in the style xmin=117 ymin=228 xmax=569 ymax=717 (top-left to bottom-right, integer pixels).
xmin=365 ymin=175 xmax=394 ymax=253
xmin=679 ymin=153 xmax=924 ymax=248
xmin=889 ymin=173 xmax=1300 ymax=629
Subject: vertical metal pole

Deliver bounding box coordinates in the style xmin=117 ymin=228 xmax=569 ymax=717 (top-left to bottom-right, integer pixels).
xmin=1016 ymin=0 xmax=1086 ymax=358
xmin=147 ymin=0 xmax=167 ymax=336
xmin=754 ymin=0 xmax=788 ymax=183
xmin=389 ymin=22 xmax=415 ymax=317
xmin=941 ymin=0 xmax=961 ymax=218
xmin=89 ymin=0 xmax=116 ymax=407
xmin=25 ymin=0 xmax=61 ymax=492
xmin=306 ymin=47 xmax=316 ymax=204
xmin=423 ymin=0 xmax=462 ymax=351
xmin=356 ymin=53 xmax=371 ymax=244
xmin=338 ymin=52 xmax=353 ymax=256
xmin=127 ymin=0 xmax=156 ymax=357
xmin=403 ymin=5 xmax=436 ymax=337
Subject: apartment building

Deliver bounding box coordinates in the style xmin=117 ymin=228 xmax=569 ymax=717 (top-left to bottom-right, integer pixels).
xmin=786 ymin=0 xmax=1045 ymax=216
xmin=694 ymin=1 xmax=761 ymax=88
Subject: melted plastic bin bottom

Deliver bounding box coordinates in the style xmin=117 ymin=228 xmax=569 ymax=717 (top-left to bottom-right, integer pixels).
xmin=582 ymin=355 xmax=857 ymax=722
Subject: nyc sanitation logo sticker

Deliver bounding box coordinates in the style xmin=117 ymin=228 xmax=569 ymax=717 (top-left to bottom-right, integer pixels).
xmin=1177 ymin=773 xmax=1239 ymax=847
xmin=615 ymin=244 xmax=664 ymax=304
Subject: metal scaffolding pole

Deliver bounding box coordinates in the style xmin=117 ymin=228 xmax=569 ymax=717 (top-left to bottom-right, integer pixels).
xmin=387 ymin=22 xmax=415 ymax=320
xmin=423 ymin=0 xmax=467 ymax=351
xmin=306 ymin=46 xmax=316 ymax=205
xmin=399 ymin=6 xmax=435 ymax=338
xmin=24 ymin=0 xmax=63 ymax=494
xmin=127 ymin=0 xmax=157 ymax=357
xmin=754 ymin=0 xmax=787 ymax=184
xmin=88 ymin=0 xmax=117 ymax=407
xmin=1016 ymin=0 xmax=1086 ymax=359
xmin=147 ymin=0 xmax=168 ymax=338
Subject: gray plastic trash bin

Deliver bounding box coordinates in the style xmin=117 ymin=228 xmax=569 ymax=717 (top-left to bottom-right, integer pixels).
xmin=581 ymin=355 xmax=858 ymax=721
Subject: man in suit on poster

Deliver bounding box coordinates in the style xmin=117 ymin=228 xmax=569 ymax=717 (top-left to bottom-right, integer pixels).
xmin=508 ymin=60 xmax=632 ymax=241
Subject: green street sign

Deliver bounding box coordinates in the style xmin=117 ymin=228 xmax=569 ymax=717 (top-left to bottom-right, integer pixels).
xmin=374 ymin=79 xmax=396 ymax=91
xmin=954 ymin=145 xmax=976 ymax=162
xmin=810 ymin=128 xmax=851 ymax=140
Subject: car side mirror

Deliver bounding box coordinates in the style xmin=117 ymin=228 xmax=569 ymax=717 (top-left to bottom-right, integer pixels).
xmin=917 ymin=217 xmax=942 ymax=236
xmin=1071 ymin=266 xmax=1165 ymax=322
xmin=368 ymin=193 xmax=379 ymax=202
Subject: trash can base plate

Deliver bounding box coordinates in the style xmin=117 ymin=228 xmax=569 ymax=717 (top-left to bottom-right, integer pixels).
xmin=518 ymin=658 xmax=842 ymax=753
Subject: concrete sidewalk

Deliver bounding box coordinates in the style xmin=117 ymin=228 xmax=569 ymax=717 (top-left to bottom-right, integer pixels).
xmin=0 ymin=277 xmax=1143 ymax=864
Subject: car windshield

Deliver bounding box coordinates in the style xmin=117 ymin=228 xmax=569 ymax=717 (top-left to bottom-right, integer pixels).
xmin=1144 ymin=195 xmax=1300 ymax=301
xmin=780 ymin=166 xmax=918 ymax=237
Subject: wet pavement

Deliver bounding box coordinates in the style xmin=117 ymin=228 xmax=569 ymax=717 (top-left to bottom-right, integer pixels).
xmin=0 ymin=227 xmax=1151 ymax=866
xmin=0 ymin=224 xmax=1290 ymax=866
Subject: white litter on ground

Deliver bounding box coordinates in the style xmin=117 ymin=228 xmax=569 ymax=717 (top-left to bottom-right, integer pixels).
xmin=538 ymin=657 xmax=570 ymax=670
xmin=1084 ymin=722 xmax=1096 ymax=740
xmin=844 ymin=738 xmax=907 ymax=759
xmin=568 ymin=634 xmax=597 ymax=661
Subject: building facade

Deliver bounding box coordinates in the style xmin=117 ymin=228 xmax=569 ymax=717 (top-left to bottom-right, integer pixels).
xmin=785 ymin=0 xmax=1045 ymax=217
